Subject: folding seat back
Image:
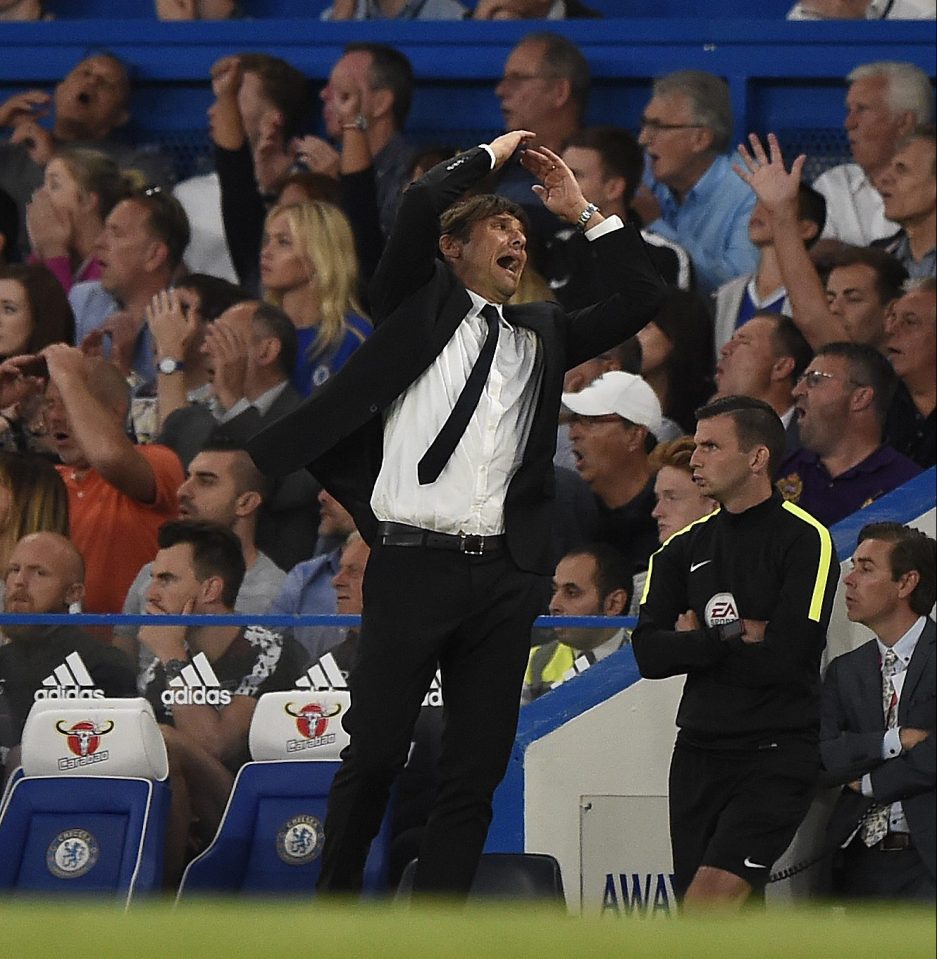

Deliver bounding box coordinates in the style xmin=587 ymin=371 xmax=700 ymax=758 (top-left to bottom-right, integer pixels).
xmin=0 ymin=698 xmax=170 ymax=904
xmin=178 ymin=689 xmax=393 ymax=898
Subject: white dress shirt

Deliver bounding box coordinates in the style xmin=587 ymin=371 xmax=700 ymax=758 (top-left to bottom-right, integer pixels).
xmin=860 ymin=615 xmax=928 ymax=833
xmin=813 ymin=163 xmax=899 ymax=246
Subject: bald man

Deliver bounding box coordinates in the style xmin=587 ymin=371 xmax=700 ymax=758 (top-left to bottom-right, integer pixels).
xmin=40 ymin=346 xmax=184 ymax=614
xmin=0 ymin=531 xmax=137 ymax=780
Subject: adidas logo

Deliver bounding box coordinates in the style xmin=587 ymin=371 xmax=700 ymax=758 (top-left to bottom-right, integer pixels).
xmin=161 ymin=652 xmax=232 ymax=707
xmin=295 ymin=653 xmax=347 ymax=692
xmin=293 ymin=656 xmax=443 ymax=706
xmin=35 ymin=652 xmax=104 ymax=701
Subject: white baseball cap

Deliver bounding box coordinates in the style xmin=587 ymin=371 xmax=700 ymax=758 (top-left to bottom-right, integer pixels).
xmin=562 ymin=371 xmax=663 ymax=437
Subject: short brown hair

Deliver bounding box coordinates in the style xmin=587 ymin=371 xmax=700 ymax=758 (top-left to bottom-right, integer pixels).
xmin=440 ymin=194 xmax=528 ymax=243
xmin=858 ymin=522 xmax=936 ymax=616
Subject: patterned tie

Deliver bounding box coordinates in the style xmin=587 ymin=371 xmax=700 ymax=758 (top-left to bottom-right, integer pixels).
xmin=860 ymin=648 xmax=900 ymax=847
xmin=417 ymin=305 xmax=500 ymax=485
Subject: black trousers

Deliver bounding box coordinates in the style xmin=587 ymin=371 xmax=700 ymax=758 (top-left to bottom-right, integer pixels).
xmin=315 ymin=541 xmax=543 ymax=898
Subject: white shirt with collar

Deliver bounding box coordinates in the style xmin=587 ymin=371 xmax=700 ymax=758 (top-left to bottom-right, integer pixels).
xmin=218 ymin=381 xmax=290 ymax=424
xmin=859 ymin=615 xmax=929 ymax=832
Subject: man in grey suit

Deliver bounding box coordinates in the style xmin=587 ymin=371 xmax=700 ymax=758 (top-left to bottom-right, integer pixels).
xmin=821 ymin=521 xmax=935 ymax=901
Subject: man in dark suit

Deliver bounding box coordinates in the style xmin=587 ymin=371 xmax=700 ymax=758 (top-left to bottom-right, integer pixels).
xmin=822 ymin=521 xmax=936 ymax=902
xmin=248 ymin=129 xmax=666 ymax=898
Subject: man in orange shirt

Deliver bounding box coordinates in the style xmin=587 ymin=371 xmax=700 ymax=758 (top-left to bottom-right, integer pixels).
xmin=41 ymin=346 xmax=183 ymax=613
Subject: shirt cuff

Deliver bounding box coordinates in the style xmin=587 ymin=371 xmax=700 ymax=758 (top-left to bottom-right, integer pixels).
xmin=882 ymin=727 xmax=902 ymax=759
xmin=479 ymin=144 xmax=496 ymax=170
xmin=860 ymin=773 xmax=873 ymax=798
xmin=584 ymin=213 xmax=623 ymax=240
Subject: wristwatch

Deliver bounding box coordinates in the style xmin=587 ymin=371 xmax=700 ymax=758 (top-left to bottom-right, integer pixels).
xmin=158 ymin=357 xmax=185 ymax=375
xmin=163 ymin=658 xmax=190 ymax=681
xmin=342 ymin=113 xmax=368 ymax=132
xmin=576 ymin=202 xmax=600 ymax=232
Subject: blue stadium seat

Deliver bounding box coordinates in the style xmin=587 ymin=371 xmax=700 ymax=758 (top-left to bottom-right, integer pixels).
xmin=0 ymin=698 xmax=170 ymax=905
xmin=176 ymin=690 xmax=393 ymax=898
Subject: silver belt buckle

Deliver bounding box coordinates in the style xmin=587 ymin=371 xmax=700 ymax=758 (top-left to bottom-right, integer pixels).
xmin=460 ymin=533 xmax=485 ymax=555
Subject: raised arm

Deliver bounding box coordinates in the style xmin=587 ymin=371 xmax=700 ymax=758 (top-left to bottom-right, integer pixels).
xmin=43 ymin=344 xmax=158 ymax=504
xmin=734 ymin=133 xmax=849 ymax=350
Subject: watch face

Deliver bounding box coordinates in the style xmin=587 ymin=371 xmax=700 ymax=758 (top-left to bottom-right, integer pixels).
xmin=159 ymin=358 xmax=183 ymax=374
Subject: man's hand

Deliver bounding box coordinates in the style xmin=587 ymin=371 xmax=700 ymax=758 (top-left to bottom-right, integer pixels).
xmin=740 ymin=618 xmax=768 ymax=644
xmin=487 ymin=130 xmax=535 ymax=170
xmin=41 ymin=342 xmax=89 ymax=389
xmin=138 ymin=598 xmax=193 ymax=662
xmin=0 ymin=90 xmax=50 ymax=129
xmin=26 ymin=187 xmax=72 ymax=259
xmin=522 ymin=146 xmax=601 ymax=227
xmin=675 ymin=609 xmax=700 ymax=631
xmin=733 ymin=132 xmax=804 ymax=218
xmin=0 ymin=356 xmax=47 ymax=408
xmin=9 ymin=120 xmax=54 ymax=167
xmin=211 ymin=56 xmax=242 ymax=100
xmin=146 ymin=288 xmax=198 ymax=361
xmin=291 ymin=135 xmax=340 ymax=179
xmin=203 ymin=317 xmax=248 ymax=410
xmin=900 ymin=728 xmax=931 ymax=751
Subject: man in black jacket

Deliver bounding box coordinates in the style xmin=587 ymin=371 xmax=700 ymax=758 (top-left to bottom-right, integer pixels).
xmin=632 ymin=395 xmax=839 ymax=909
xmin=249 ymin=130 xmax=665 ymax=898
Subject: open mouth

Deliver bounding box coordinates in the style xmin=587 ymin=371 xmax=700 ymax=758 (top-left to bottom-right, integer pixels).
xmin=76 ymin=90 xmax=93 ymax=106
xmin=497 ymin=253 xmax=522 ymax=275
xmin=795 ymin=406 xmax=807 ymax=421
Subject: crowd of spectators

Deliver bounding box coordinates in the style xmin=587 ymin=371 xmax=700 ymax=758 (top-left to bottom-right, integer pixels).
xmin=0 ymin=13 xmax=933 ymax=904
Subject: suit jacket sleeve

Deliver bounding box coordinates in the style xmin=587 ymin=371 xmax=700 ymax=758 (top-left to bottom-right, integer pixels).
xmin=562 ymin=222 xmax=667 ymax=367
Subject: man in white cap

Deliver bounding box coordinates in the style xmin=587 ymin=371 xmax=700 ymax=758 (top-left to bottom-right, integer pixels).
xmin=563 ymin=370 xmax=663 ymax=578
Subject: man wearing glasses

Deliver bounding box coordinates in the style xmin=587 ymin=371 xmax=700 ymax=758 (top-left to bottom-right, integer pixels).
xmin=776 ymin=341 xmax=921 ymax=527
xmin=632 ymin=70 xmax=759 ymax=294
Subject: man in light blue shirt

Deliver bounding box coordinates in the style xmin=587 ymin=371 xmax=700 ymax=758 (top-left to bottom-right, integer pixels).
xmin=633 ymin=70 xmax=759 ymax=294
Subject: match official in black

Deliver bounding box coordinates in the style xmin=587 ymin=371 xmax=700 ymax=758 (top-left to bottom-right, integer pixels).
xmin=632 ymin=395 xmax=838 ymax=909
xmin=248 ymin=130 xmax=666 ymax=898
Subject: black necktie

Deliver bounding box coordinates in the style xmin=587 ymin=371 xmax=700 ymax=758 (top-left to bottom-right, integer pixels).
xmin=417 ymin=304 xmax=500 ymax=485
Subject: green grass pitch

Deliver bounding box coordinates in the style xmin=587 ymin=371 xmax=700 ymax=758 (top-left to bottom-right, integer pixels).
xmin=6 ymin=900 xmax=935 ymax=959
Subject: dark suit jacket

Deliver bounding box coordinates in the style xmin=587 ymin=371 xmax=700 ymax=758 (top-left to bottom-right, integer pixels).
xmin=820 ymin=618 xmax=936 ymax=879
xmin=159 ymin=385 xmax=320 ymax=570
xmin=248 ymin=146 xmax=666 ymax=575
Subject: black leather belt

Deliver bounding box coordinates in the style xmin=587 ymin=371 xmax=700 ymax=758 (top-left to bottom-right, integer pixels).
xmin=376 ymin=521 xmax=505 ymax=556
xmin=876 ymin=832 xmax=912 ymax=851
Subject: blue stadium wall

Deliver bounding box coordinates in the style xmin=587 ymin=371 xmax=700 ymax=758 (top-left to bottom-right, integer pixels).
xmin=1 ymin=16 xmax=934 ymax=181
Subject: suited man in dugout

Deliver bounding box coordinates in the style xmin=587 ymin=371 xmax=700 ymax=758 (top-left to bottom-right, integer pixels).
xmin=248 ymin=129 xmax=666 ymax=898
xmin=822 ymin=522 xmax=935 ymax=902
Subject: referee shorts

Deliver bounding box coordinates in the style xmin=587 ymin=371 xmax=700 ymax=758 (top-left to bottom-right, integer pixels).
xmin=669 ymin=738 xmax=820 ymax=897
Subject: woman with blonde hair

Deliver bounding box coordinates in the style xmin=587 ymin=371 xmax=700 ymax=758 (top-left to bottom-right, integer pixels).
xmin=0 ymin=451 xmax=70 ymax=605
xmin=25 ymin=147 xmax=141 ymax=293
xmin=260 ymin=200 xmax=371 ymax=396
